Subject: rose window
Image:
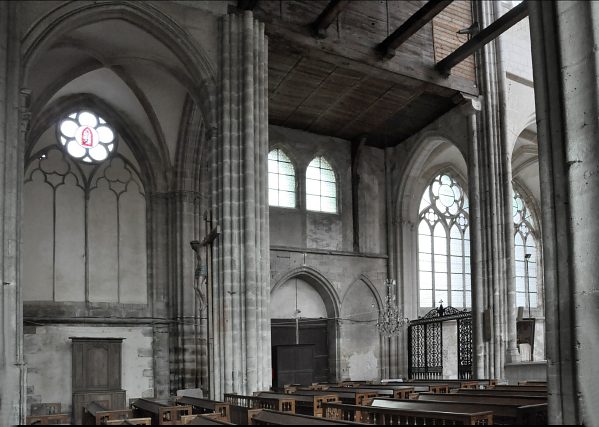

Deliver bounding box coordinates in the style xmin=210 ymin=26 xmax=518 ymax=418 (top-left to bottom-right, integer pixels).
xmin=58 ymin=111 xmax=115 ymax=163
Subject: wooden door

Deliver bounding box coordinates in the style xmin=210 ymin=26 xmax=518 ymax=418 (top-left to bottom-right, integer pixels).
xmin=271 ymin=319 xmax=329 ymax=384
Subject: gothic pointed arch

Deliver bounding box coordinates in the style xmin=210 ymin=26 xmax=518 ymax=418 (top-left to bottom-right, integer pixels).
xmin=21 ymin=0 xmax=216 ymax=132
xmin=27 ymin=93 xmax=166 ymax=193
xmin=341 ymin=274 xmax=384 ymax=314
xmin=272 ymin=266 xmax=341 ymax=319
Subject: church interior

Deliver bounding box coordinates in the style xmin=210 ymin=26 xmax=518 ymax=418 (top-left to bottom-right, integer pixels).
xmin=0 ymin=0 xmax=597 ymax=425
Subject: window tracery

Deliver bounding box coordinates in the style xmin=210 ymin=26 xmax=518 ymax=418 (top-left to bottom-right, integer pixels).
xmin=58 ymin=111 xmax=116 ymax=163
xmin=418 ymin=173 xmax=471 ymax=308
xmin=513 ymin=190 xmax=538 ymax=309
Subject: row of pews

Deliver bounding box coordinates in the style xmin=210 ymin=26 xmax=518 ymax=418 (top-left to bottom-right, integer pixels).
xmin=26 ymin=380 xmax=547 ymax=425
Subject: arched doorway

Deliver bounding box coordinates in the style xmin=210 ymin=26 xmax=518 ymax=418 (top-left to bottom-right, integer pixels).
xmin=270 ymin=272 xmax=339 ymax=386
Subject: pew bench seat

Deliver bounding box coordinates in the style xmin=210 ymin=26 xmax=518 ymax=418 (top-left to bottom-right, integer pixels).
xmin=323 ymin=402 xmax=493 ymax=425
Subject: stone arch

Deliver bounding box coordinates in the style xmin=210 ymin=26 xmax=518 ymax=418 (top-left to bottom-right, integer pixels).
xmin=393 ymin=133 xmax=468 ymax=325
xmin=341 ymin=274 xmax=383 ymax=314
xmin=271 ymin=266 xmax=341 ymax=319
xmin=271 ymin=266 xmax=341 ymax=381
xmin=395 ymin=133 xmax=466 ymax=222
xmin=21 ymin=0 xmax=216 ymax=132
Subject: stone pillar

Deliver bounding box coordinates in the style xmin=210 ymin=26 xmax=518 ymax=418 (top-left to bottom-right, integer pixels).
xmin=0 ymin=3 xmax=26 ymax=424
xmin=210 ymin=11 xmax=270 ymax=398
xmin=529 ymin=1 xmax=599 ymax=424
xmin=471 ymin=0 xmax=520 ymax=379
xmin=148 ymin=194 xmax=171 ymax=398
xmin=463 ymin=99 xmax=486 ymax=379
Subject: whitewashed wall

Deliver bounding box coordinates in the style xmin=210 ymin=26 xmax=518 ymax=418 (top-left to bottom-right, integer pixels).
xmin=24 ymin=325 xmax=154 ymax=414
xmin=22 ymin=145 xmax=147 ymax=304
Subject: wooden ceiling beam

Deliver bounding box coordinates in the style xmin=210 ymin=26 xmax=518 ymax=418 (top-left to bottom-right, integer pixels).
xmin=238 ymin=0 xmax=259 ymax=11
xmin=436 ymin=0 xmax=529 ymax=76
xmin=376 ymin=0 xmax=454 ymax=59
xmin=311 ymin=0 xmax=351 ymax=38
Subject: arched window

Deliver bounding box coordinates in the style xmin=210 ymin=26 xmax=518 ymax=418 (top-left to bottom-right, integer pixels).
xmin=306 ymin=156 xmax=337 ymax=213
xmin=513 ymin=190 xmax=538 ymax=310
xmin=418 ymin=173 xmax=470 ymax=308
xmin=268 ymin=149 xmax=296 ymax=208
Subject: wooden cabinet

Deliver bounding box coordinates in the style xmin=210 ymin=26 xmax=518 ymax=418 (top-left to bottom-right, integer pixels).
xmin=70 ymin=337 xmax=126 ymax=425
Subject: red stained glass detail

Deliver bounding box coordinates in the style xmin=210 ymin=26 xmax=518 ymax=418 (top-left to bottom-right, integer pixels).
xmin=81 ymin=127 xmax=94 ymax=147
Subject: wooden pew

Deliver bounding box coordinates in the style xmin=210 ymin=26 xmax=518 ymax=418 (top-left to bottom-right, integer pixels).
xmin=415 ymin=394 xmax=548 ymax=424
xmin=319 ymin=386 xmax=414 ymax=400
xmin=27 ymin=403 xmax=70 ymax=425
xmin=453 ymin=388 xmax=547 ymax=398
xmin=340 ymin=382 xmax=450 ymax=394
xmin=419 ymin=392 xmax=546 ymax=404
xmin=518 ymin=381 xmax=546 ymax=386
xmin=83 ymin=401 xmax=133 ymax=425
xmin=323 ymin=401 xmax=493 ymax=425
xmin=223 ymin=393 xmax=295 ymax=413
xmin=130 ymin=398 xmax=192 ymax=425
xmin=254 ymin=391 xmax=338 ymax=417
xmin=104 ymin=418 xmax=152 ymax=425
xmin=25 ymin=414 xmax=71 ymax=425
xmin=409 ymin=379 xmax=496 ymax=389
xmin=176 ymin=396 xmax=230 ymax=422
xmin=286 ymin=389 xmax=377 ymax=406
xmin=251 ymin=409 xmax=364 ymax=425
xmin=181 ymin=414 xmax=234 ymax=425
xmin=227 ymin=404 xmax=262 ymax=425
xmin=490 ymin=385 xmax=547 ymax=392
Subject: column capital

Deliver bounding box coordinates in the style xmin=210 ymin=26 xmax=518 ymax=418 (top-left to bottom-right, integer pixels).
xmin=457 ymin=94 xmax=482 ymax=116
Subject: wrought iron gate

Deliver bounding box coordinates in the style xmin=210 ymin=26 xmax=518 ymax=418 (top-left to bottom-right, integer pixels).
xmin=408 ymin=306 xmax=472 ymax=380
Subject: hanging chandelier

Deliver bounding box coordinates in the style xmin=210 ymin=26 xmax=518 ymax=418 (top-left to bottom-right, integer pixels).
xmin=377 ymin=279 xmax=409 ymax=336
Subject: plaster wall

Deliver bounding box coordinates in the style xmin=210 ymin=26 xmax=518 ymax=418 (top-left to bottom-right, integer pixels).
xmin=442 ymin=320 xmax=458 ymax=379
xmin=340 ymin=280 xmax=381 ymax=381
xmin=270 ymin=277 xmax=327 ymax=319
xmin=502 ymin=15 xmax=534 ymax=83
xmin=24 ymin=325 xmax=154 ymax=415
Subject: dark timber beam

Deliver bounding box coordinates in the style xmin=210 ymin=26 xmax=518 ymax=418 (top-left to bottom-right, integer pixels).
xmin=311 ymin=0 xmax=351 ymax=38
xmin=238 ymin=0 xmax=259 ymax=11
xmin=351 ymin=136 xmax=366 ymax=252
xmin=436 ymin=0 xmax=529 ymax=76
xmin=376 ymin=0 xmax=454 ymax=59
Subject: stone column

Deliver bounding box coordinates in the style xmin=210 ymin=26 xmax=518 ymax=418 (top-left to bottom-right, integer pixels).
xmin=210 ymin=11 xmax=270 ymax=398
xmin=529 ymin=1 xmax=599 ymax=424
xmin=0 ymin=3 xmax=26 ymax=424
xmin=470 ymin=0 xmax=520 ymax=379
xmin=463 ymin=99 xmax=486 ymax=379
xmin=148 ymin=194 xmax=171 ymax=399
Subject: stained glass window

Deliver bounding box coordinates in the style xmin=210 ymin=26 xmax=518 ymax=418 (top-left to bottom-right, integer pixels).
xmin=306 ymin=156 xmax=337 ymax=213
xmin=418 ymin=174 xmax=470 ymax=308
xmin=268 ymin=149 xmax=296 ymax=208
xmin=57 ymin=111 xmax=115 ymax=163
xmin=513 ymin=190 xmax=538 ymax=309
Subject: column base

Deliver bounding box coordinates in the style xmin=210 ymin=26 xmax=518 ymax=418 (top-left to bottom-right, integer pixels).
xmin=506 ymin=347 xmax=521 ymax=364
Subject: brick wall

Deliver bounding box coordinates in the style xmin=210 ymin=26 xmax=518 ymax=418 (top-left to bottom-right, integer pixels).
xmin=432 ymin=0 xmax=476 ymax=82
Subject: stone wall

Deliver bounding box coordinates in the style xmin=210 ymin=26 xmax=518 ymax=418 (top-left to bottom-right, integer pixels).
xmin=24 ymin=325 xmax=154 ymax=415
xmin=268 ymin=124 xmax=389 ymax=381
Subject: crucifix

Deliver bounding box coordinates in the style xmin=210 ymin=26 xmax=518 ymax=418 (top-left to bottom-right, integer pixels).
xmin=190 ymin=209 xmax=220 ymax=395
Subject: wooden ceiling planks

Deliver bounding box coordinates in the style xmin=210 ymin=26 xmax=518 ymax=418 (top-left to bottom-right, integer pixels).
xmin=262 ymin=0 xmax=474 ymax=146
